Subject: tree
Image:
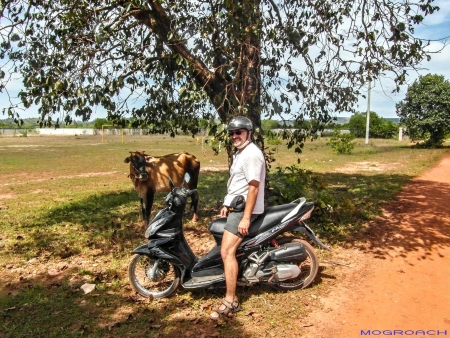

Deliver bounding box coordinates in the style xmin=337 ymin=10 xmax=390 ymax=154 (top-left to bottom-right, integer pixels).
xmin=396 ymin=74 xmax=450 ymax=147
xmin=93 ymin=118 xmax=109 ymax=130
xmin=261 ymin=119 xmax=279 ymax=131
xmin=372 ymin=119 xmax=398 ymax=139
xmin=348 ymin=112 xmax=398 ymax=139
xmin=327 ymin=130 xmax=356 ymax=154
xmin=0 ymin=0 xmax=440 ymax=155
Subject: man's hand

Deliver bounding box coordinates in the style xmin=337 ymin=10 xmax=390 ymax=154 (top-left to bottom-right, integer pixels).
xmin=220 ymin=206 xmax=229 ymax=217
xmin=237 ymin=180 xmax=259 ymax=237
xmin=238 ymin=218 xmax=251 ymax=237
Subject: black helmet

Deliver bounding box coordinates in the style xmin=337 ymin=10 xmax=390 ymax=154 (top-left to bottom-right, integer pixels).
xmin=227 ymin=116 xmax=253 ymax=131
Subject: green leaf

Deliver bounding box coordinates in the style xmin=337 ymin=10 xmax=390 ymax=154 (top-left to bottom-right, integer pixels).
xmin=11 ymin=33 xmax=21 ymax=42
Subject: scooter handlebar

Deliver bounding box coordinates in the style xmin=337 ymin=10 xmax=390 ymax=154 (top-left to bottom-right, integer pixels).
xmin=187 ymin=189 xmax=197 ymax=196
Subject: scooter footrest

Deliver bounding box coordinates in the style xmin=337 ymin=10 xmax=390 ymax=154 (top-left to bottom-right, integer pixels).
xmin=183 ymin=274 xmax=225 ymax=288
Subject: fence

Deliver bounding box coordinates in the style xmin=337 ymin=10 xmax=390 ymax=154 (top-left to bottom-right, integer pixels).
xmin=1 ymin=127 xmax=407 ymax=139
xmin=271 ymin=128 xmax=351 ymax=136
xmin=0 ymin=128 xmax=154 ymax=136
xmin=0 ymin=128 xmax=36 ymax=136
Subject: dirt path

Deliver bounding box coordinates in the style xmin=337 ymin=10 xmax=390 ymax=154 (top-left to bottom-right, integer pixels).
xmin=303 ymin=155 xmax=450 ymax=337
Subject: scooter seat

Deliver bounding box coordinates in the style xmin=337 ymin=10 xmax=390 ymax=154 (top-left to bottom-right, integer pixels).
xmin=208 ymin=203 xmax=298 ymax=240
xmin=247 ymin=203 xmax=298 ymax=236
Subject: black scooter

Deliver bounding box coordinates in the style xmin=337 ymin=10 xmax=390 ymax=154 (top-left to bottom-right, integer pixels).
xmin=128 ymin=174 xmax=330 ymax=298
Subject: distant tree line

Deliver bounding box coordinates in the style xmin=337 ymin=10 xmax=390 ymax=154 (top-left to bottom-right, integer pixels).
xmin=0 ymin=117 xmax=94 ymax=129
xmin=1 ymin=114 xmax=398 ymax=140
xmin=5 ymin=74 xmax=449 ymax=148
xmin=260 ymin=112 xmax=398 ymax=139
xmin=345 ymin=112 xmax=398 ymax=139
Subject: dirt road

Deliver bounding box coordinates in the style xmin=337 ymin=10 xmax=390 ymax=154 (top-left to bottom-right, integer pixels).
xmin=304 ymin=156 xmax=450 ymax=338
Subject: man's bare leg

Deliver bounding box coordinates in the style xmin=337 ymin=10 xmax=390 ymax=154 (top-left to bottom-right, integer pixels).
xmin=210 ymin=230 xmax=242 ymax=319
xmin=221 ymin=230 xmax=242 ymax=303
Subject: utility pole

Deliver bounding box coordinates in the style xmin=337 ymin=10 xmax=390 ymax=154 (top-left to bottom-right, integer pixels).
xmin=365 ymin=80 xmax=371 ymax=145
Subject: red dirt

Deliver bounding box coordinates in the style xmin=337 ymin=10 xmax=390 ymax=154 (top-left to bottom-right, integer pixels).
xmin=303 ymin=155 xmax=450 ymax=337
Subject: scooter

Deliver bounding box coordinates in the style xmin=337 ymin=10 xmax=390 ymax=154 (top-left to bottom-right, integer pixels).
xmin=128 ymin=174 xmax=330 ymax=298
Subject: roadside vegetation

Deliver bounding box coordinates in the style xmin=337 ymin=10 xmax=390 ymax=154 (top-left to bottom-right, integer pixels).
xmin=0 ymin=134 xmax=449 ymax=337
xmin=397 ymin=74 xmax=450 ymax=148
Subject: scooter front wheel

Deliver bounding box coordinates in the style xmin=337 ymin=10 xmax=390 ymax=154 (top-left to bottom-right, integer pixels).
xmin=269 ymin=237 xmax=319 ymax=291
xmin=128 ymin=254 xmax=181 ymax=298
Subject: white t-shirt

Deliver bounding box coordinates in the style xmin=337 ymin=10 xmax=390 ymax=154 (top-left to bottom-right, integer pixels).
xmin=224 ymin=142 xmax=265 ymax=214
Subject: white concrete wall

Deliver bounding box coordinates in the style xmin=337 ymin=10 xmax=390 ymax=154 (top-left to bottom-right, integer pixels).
xmin=1 ymin=128 xmax=151 ymax=136
xmin=38 ymin=128 xmax=96 ymax=135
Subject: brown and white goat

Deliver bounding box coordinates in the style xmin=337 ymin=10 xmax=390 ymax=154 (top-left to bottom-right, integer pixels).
xmin=125 ymin=151 xmax=200 ymax=224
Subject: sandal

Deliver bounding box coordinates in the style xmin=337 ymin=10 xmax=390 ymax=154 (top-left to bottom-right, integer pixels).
xmin=210 ymin=299 xmax=241 ymax=320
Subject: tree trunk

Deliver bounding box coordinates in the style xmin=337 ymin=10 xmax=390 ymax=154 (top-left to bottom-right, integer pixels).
xmin=134 ymin=0 xmax=265 ymax=167
xmin=225 ymin=0 xmax=264 ymax=168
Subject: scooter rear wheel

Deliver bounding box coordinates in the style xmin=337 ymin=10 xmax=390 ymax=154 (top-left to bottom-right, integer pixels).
xmin=128 ymin=254 xmax=180 ymax=298
xmin=269 ymin=237 xmax=319 ymax=291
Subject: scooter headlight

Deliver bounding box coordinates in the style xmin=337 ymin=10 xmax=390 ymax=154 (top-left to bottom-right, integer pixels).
xmin=145 ymin=211 xmax=176 ymax=238
xmin=173 ymin=196 xmax=182 ymax=206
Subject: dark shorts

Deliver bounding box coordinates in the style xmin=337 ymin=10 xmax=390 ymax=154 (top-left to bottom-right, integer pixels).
xmin=224 ymin=211 xmax=259 ymax=238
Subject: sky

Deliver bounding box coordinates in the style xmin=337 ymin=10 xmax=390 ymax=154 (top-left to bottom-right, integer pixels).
xmin=353 ymin=0 xmax=450 ymax=118
xmin=350 ymin=40 xmax=450 ymax=118
xmin=1 ymin=0 xmax=449 ymax=121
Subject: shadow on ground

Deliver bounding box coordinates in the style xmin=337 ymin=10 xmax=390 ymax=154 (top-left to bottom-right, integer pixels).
xmin=354 ymin=179 xmax=450 ymax=260
xmin=3 ymin=168 xmax=450 ymax=337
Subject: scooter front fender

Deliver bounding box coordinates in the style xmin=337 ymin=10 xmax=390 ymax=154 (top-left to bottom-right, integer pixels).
xmin=131 ymin=244 xmax=152 ymax=255
xmin=131 ymin=243 xmax=186 ymax=266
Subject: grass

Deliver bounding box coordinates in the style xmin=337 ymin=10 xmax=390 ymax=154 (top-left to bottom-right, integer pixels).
xmin=0 ymin=134 xmax=449 ymax=337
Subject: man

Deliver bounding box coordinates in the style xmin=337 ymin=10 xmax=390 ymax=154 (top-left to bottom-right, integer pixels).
xmin=210 ymin=116 xmax=266 ymax=320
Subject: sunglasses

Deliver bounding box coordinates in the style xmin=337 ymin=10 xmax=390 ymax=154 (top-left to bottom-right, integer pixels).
xmin=228 ymin=130 xmax=244 ymax=136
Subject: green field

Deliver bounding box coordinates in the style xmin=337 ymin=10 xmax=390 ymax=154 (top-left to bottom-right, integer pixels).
xmin=0 ymin=134 xmax=448 ymax=337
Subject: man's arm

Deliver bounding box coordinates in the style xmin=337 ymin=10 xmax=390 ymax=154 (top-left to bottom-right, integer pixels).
xmin=237 ymin=180 xmax=259 ymax=237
